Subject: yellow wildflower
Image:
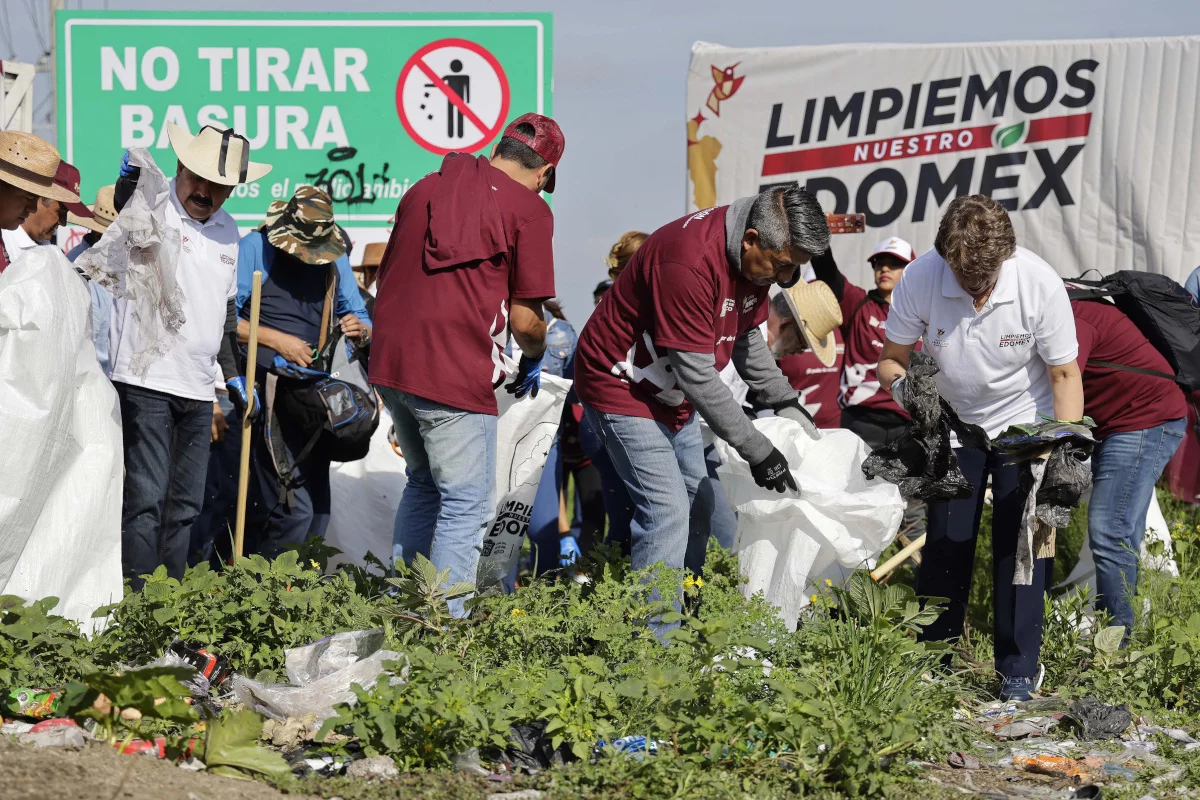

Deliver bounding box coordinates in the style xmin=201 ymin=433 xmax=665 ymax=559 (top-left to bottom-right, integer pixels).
xmin=824 ymin=578 xmax=833 ymax=587
xmin=309 ymin=559 xmax=321 ymax=570
xmin=683 ymin=575 xmax=696 ymax=590
xmin=695 ymin=577 xmax=704 ymax=588
xmin=510 ymin=608 xmax=526 ymax=617
xmin=810 ymin=594 xmax=818 ymax=604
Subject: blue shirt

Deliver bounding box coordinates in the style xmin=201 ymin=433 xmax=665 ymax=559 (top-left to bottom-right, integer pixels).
xmin=1186 ymin=265 xmax=1200 ymax=305
xmin=66 ymin=239 xmax=113 ymax=376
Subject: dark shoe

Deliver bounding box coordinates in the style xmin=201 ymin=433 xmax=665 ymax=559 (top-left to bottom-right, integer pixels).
xmin=999 ymin=663 xmax=1045 ymax=702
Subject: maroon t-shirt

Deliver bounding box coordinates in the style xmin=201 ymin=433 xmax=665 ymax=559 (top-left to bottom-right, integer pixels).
xmin=369 ymin=158 xmax=555 ymax=415
xmin=575 ymin=206 xmax=769 ymax=429
xmin=778 ymin=326 xmax=845 ymax=429
xmin=836 ymin=282 xmax=916 ymax=417
xmin=1072 ymin=299 xmax=1187 ymax=439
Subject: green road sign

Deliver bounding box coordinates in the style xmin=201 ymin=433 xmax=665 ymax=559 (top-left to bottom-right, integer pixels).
xmin=57 ymin=11 xmax=552 ymax=226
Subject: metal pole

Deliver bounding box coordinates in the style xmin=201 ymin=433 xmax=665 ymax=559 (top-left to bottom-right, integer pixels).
xmin=234 ymin=270 xmax=263 ymax=558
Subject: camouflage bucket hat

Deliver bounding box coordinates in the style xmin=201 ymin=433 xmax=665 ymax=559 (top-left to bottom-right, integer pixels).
xmin=263 ymin=185 xmax=346 ymax=265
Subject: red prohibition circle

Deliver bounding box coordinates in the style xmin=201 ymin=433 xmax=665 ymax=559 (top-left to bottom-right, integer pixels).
xmin=395 ymin=38 xmax=512 ymax=156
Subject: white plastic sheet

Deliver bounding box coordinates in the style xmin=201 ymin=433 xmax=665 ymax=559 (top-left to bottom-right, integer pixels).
xmin=325 ymin=362 xmax=568 ymax=588
xmin=0 ymin=247 xmax=123 ymax=630
xmin=716 ymin=417 xmax=904 ymax=630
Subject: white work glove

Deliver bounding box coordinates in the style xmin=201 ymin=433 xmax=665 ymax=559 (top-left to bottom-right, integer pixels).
xmin=774 ymin=399 xmax=822 ymax=441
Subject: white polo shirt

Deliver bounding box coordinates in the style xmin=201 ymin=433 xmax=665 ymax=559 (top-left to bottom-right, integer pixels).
xmin=1 ymin=224 xmax=40 ymax=257
xmin=108 ymin=180 xmax=239 ymax=402
xmin=887 ymin=246 xmax=1078 ymax=438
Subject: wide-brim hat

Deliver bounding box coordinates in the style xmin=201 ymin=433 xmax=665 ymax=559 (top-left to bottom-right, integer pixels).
xmin=354 ymin=242 xmax=386 ymax=271
xmin=167 ymin=122 xmax=272 ymax=186
xmin=0 ymin=131 xmax=80 ymax=204
xmin=68 ymin=184 xmax=117 ymax=234
xmin=263 ymin=185 xmax=346 ymax=266
xmin=782 ymin=279 xmax=843 ymax=367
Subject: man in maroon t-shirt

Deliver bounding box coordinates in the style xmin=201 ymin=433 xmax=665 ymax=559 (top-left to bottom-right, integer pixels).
xmin=766 ymin=292 xmax=844 ymax=429
xmin=575 ymin=186 xmax=830 ymax=590
xmin=1071 ymin=296 xmax=1188 ymax=632
xmin=370 ymin=114 xmax=563 ymax=615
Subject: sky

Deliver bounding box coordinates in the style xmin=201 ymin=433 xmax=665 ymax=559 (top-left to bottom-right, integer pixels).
xmin=3 ymin=0 xmax=1199 ymax=323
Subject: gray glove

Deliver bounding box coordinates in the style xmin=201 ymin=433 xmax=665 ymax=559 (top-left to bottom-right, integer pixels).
xmin=774 ymin=399 xmax=822 ymax=441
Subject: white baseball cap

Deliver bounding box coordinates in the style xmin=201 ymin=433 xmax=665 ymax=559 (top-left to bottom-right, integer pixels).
xmin=868 ymin=236 xmax=916 ymax=265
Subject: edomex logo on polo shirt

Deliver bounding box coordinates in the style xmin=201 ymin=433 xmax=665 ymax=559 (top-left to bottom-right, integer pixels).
xmin=748 ymin=60 xmax=1098 ymax=225
xmin=999 ymin=333 xmax=1033 ymax=348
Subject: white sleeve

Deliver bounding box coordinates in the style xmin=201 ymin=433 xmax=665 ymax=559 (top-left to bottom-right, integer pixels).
xmin=884 ymin=263 xmax=927 ymax=345
xmin=1034 ymin=277 xmax=1079 ymax=366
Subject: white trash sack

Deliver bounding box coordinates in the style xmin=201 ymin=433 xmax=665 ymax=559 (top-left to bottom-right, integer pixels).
xmin=715 ymin=418 xmax=904 ymax=630
xmin=0 ymin=247 xmax=123 ymax=631
xmin=326 ymin=358 xmax=568 ymax=588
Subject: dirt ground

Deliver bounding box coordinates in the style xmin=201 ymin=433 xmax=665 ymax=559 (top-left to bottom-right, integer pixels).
xmin=0 ymin=736 xmax=310 ymax=800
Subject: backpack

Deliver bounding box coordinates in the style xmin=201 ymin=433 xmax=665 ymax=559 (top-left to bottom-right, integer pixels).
xmin=1066 ymin=271 xmax=1200 ymax=392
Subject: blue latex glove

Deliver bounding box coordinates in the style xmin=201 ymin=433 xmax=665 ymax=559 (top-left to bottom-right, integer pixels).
xmin=119 ymin=150 xmax=140 ymax=179
xmin=271 ymin=354 xmax=328 ymax=381
xmin=559 ymin=535 xmax=581 ymax=567
xmin=505 ymin=353 xmax=543 ymax=399
xmin=226 ymin=376 xmax=260 ymax=422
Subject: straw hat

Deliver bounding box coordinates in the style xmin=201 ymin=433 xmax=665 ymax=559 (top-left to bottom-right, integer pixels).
xmin=166 ymin=122 xmax=272 ymax=186
xmin=69 ymin=185 xmax=117 ymax=234
xmin=782 ymin=279 xmax=843 ymax=367
xmin=356 ymin=242 xmax=386 ymax=271
xmin=0 ymin=131 xmax=79 ymax=203
xmin=262 ymin=185 xmax=345 ymax=266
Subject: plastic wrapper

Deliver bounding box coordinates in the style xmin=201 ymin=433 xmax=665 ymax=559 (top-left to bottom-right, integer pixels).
xmin=232 ymin=630 xmax=405 ymax=722
xmin=716 ymin=417 xmax=905 ymax=630
xmin=75 ymin=148 xmax=184 ymax=378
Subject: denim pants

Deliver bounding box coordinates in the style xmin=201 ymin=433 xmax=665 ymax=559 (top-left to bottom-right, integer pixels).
xmin=380 ymin=387 xmax=497 ymax=618
xmin=1088 ymin=418 xmax=1186 ymax=631
xmin=117 ymin=383 xmax=213 ymax=590
xmin=189 ymin=393 xmax=240 ymax=566
xmin=578 ymin=409 xmax=634 ymax=554
xmin=583 ymin=407 xmax=713 ymax=576
xmin=248 ymin=380 xmax=333 ymax=559
xmin=919 ymin=446 xmax=1044 ymax=679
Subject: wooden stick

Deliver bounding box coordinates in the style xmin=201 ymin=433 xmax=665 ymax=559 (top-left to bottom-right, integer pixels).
xmin=234 ymin=270 xmax=263 ymax=559
xmin=871 ymin=533 xmax=927 ymax=582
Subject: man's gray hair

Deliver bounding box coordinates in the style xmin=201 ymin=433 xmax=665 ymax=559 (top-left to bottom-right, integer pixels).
xmin=747 ymin=186 xmax=830 ymax=256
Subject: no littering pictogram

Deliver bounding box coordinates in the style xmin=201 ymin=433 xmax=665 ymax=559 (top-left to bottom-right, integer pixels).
xmin=396 ymin=38 xmax=511 ymax=156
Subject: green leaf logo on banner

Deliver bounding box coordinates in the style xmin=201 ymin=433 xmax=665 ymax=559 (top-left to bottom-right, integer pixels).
xmin=994 ymin=121 xmax=1027 ymax=149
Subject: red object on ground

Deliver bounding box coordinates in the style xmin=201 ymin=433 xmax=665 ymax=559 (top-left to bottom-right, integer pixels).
xmin=28 ymin=718 xmax=79 ymax=733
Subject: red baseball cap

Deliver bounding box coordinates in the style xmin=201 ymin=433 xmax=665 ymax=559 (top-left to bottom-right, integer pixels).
xmin=501 ymin=113 xmax=564 ymax=193
xmin=54 ymin=160 xmax=94 ymax=218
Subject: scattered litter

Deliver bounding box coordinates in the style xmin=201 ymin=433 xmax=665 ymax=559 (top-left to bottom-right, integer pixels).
xmin=262 ymin=714 xmax=319 ymax=747
xmin=947 ymin=752 xmax=980 ymax=769
xmin=505 ymin=721 xmax=569 ymax=772
xmin=1 ymin=720 xmax=34 ymax=736
xmin=346 ymin=755 xmax=399 ymax=780
xmin=1137 ymin=725 xmax=1200 ymax=750
xmin=453 ymin=747 xmax=493 ymax=776
xmin=1068 ymin=699 xmax=1133 ymax=740
xmin=148 ymin=640 xmax=230 ymax=701
xmin=487 ymin=791 xmax=544 ymax=800
xmin=233 ymin=630 xmax=406 ymax=722
xmin=1013 ymin=753 xmax=1091 ymax=780
xmin=595 ymin=735 xmax=662 ymax=758
xmin=289 ymin=752 xmax=351 ymax=777
xmin=5 ymin=688 xmax=67 ymax=719
xmin=178 ymin=757 xmax=206 ymax=772
xmin=993 ymin=715 xmax=1063 ymax=739
xmin=1101 ymin=760 xmax=1138 ymax=780
xmin=18 ymin=717 xmax=87 ymax=749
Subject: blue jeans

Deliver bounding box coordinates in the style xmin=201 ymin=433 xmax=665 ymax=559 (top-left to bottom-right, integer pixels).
xmin=380 ymin=387 xmax=497 ymax=618
xmin=704 ymin=443 xmax=738 ymax=550
xmin=117 ymin=383 xmax=213 ymax=590
xmin=579 ymin=410 xmax=633 ymax=554
xmin=584 ymin=407 xmax=713 ymax=576
xmin=1089 ymin=418 xmax=1186 ymax=631
xmin=189 ymin=393 xmax=240 ymax=566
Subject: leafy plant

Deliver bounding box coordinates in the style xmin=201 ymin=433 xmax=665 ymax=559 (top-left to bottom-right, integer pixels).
xmin=0 ymin=595 xmax=96 ymax=693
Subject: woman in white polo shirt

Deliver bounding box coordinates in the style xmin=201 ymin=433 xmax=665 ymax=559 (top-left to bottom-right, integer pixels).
xmin=878 ymin=195 xmax=1083 ymax=701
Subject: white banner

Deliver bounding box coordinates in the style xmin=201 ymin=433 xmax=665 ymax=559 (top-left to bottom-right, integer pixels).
xmin=686 ymin=37 xmax=1200 ymax=289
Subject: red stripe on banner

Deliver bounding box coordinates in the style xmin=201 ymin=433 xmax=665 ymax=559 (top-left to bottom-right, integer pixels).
xmin=1026 ymin=112 xmax=1092 ymax=143
xmin=760 ymin=112 xmax=1093 ymax=177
